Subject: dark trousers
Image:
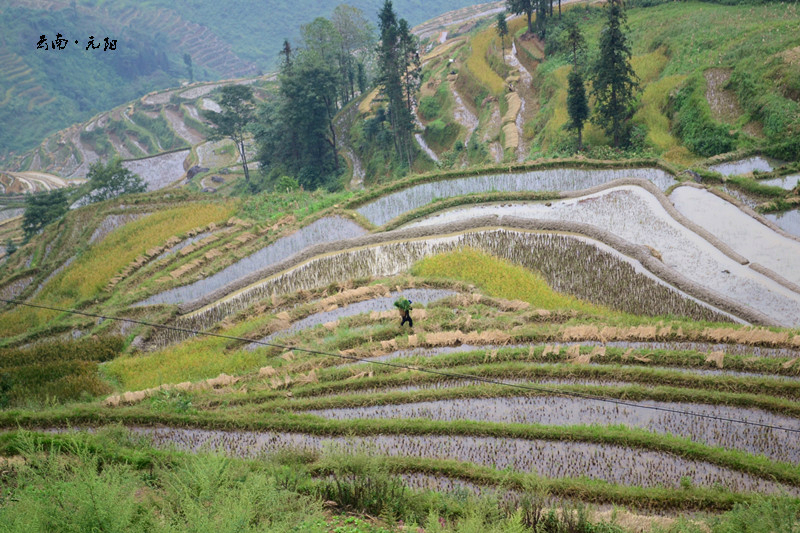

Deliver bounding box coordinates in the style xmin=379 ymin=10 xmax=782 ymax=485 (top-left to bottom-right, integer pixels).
xmin=401 ymin=311 xmax=413 ymax=327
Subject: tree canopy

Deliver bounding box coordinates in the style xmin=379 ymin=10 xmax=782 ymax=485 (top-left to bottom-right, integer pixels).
xmin=204 ymin=85 xmax=256 ymax=183
xmin=85 ymin=158 xmax=146 ymax=204
xmin=22 ymin=188 xmax=69 ymax=240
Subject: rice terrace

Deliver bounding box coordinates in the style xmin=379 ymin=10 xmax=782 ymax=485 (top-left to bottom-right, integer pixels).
xmin=1 ymin=0 xmax=800 ymax=531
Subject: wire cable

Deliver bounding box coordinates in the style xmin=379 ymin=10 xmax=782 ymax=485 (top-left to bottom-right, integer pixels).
xmin=3 ymin=296 xmax=800 ymax=435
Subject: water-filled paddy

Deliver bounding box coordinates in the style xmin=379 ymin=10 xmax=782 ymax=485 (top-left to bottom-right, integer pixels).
xmin=709 ymin=157 xmax=776 ymax=176
xmin=137 ymin=216 xmax=366 ymax=306
xmin=119 ymin=427 xmax=797 ymax=494
xmin=306 ymin=396 xmax=800 ymax=464
xmin=670 ymin=186 xmax=800 ymax=286
xmin=765 ymin=210 xmax=800 ymax=238
xmin=357 ymin=168 xmax=676 ymax=226
xmin=122 ymin=150 xmax=190 ymax=191
xmin=759 ymin=174 xmax=800 ymax=191
xmin=404 ymin=186 xmax=800 ymax=326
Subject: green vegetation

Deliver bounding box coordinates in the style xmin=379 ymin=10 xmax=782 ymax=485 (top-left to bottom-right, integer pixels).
xmin=205 ymin=85 xmax=255 ymax=185
xmin=671 ymin=75 xmax=736 ymax=157
xmin=0 ymin=337 xmax=123 ymax=408
xmin=22 ymin=189 xmax=68 ymax=241
xmin=83 ymin=158 xmax=146 ymax=203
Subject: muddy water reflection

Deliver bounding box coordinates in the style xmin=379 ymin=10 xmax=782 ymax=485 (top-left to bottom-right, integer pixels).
xmin=765 ymin=210 xmax=800 ymax=239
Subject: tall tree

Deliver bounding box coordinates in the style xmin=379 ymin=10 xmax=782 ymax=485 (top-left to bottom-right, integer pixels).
xmin=331 ymin=5 xmax=376 ymax=101
xmin=398 ymin=19 xmax=420 ymax=113
xmin=85 ymin=158 xmax=146 ymax=204
xmin=537 ymin=0 xmax=548 ymax=37
xmin=506 ymin=0 xmax=535 ymax=34
xmin=279 ymin=39 xmax=293 ymax=70
xmin=591 ymin=0 xmax=639 ymax=147
xmin=204 ymin=85 xmax=256 ymax=183
xmin=566 ymin=21 xmax=586 ymax=67
xmin=496 ymin=12 xmax=509 ymax=62
xmin=376 ymin=0 xmax=415 ymax=168
xmin=566 ymin=23 xmax=589 ymax=149
xmin=567 ymin=69 xmax=589 ymax=149
xmin=183 ymin=53 xmax=192 ymax=81
xmin=254 ymin=51 xmax=342 ymax=190
xmin=22 ymin=188 xmax=68 ymax=240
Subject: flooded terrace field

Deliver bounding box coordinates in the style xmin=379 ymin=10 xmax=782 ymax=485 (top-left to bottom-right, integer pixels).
xmin=356 ymin=167 xmax=676 ymax=226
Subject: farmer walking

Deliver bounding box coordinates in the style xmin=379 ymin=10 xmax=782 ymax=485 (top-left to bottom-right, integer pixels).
xmin=395 ymin=297 xmax=413 ymax=328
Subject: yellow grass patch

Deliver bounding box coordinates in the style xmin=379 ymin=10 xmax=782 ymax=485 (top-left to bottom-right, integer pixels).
xmin=502 ymin=122 xmax=519 ymax=150
xmin=503 ymin=92 xmax=521 ymax=124
xmin=358 ymin=87 xmax=380 ymax=115
xmin=631 ymin=47 xmax=669 ymax=84
xmin=780 ymin=45 xmax=800 ymax=66
xmin=466 ymin=27 xmax=506 ymax=95
xmin=411 ymin=248 xmax=605 ymax=313
xmin=103 ymin=328 xmax=265 ymax=391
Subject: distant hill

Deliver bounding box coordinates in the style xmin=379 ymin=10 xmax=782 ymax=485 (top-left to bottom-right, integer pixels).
xmin=1 ymin=0 xmax=489 ymax=161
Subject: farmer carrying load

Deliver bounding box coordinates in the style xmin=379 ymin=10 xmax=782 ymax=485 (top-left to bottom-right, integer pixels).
xmin=394 ymin=297 xmax=413 ymax=328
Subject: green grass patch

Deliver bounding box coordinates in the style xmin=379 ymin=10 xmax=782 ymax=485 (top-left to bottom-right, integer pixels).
xmin=0 ymin=337 xmax=123 ymax=408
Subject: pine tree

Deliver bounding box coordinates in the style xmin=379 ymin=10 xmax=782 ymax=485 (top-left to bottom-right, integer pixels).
xmin=566 ymin=21 xmax=589 ymax=149
xmin=377 ymin=0 xmax=415 ymax=167
xmin=567 ymin=69 xmax=589 ymax=149
xmin=591 ymin=0 xmax=639 ymax=147
xmin=496 ymin=12 xmax=509 ymax=62
xmin=506 ymin=0 xmax=535 ymax=34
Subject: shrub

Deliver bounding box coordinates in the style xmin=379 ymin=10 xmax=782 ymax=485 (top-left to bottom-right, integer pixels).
xmin=671 ymin=77 xmax=737 ymax=157
xmin=419 ymin=96 xmax=442 ymax=121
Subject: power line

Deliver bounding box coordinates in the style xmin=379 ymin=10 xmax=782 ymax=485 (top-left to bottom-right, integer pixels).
xmin=3 ymin=296 xmax=800 ymax=435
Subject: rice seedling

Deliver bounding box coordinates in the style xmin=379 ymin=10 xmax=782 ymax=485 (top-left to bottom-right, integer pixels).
xmin=305 ymin=395 xmax=800 ymax=465
xmin=121 ymin=427 xmax=798 ymax=495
